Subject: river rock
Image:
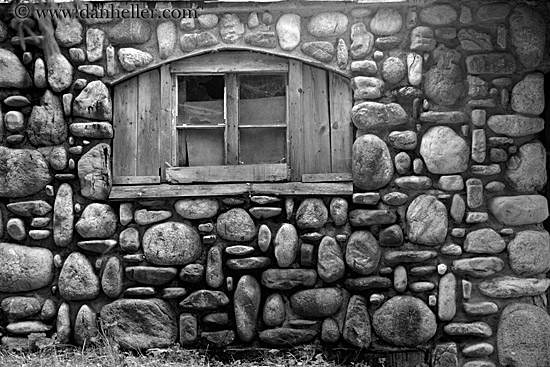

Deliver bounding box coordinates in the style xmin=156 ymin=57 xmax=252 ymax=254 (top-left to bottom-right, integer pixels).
xmin=274 ymin=223 xmax=299 ymax=267
xmin=101 ymin=299 xmax=177 ymax=350
xmin=7 ymin=220 xmax=27 ymax=241
xmin=117 ymin=48 xmax=153 ymax=71
xmin=307 ymin=12 xmax=348 ymax=37
xmin=342 ymin=295 xmax=371 ymax=348
xmin=174 ymin=198 xmax=219 ymax=219
xmin=352 ymin=102 xmax=407 ymax=130
xmin=73 ymin=80 xmax=112 ymax=120
xmin=406 ymin=195 xmax=448 ymax=246
xmin=74 ymin=305 xmax=99 ymax=346
xmin=497 ymin=303 xmax=550 ymax=366
xmin=206 ymin=246 xmax=223 ymax=288
xmin=510 ymin=5 xmax=546 ymax=68
xmin=490 ymin=195 xmax=548 ymax=225
xmin=59 ymin=252 xmax=100 ymax=301
xmin=143 ymin=222 xmax=201 ymax=266
xmin=452 ymin=257 xmax=504 ymax=277
xmin=373 ymin=296 xmax=436 ymax=347
xmin=69 ymin=122 xmax=113 ymax=139
xmin=234 ymin=275 xmax=261 ymax=343
xmin=276 ymin=14 xmax=300 ymax=51
xmin=438 ymin=273 xmax=456 ymax=321
xmin=263 ymin=293 xmax=285 ymax=326
xmin=463 ymin=302 xmax=498 ymax=316
xmin=511 ymin=73 xmax=544 ymax=115
xmin=506 ymin=141 xmax=547 ymax=193
xmin=350 ymin=22 xmax=374 ymax=59
xmin=108 ymin=19 xmax=151 ymax=45
xmin=388 ymin=130 xmax=417 ymax=150
xmin=261 ymin=269 xmax=317 ymax=290
xmin=258 ymin=224 xmax=272 ymax=252
xmin=420 ymin=126 xmax=469 ymax=174
xmin=53 ymin=183 xmax=73 ymax=247
xmin=410 ymin=26 xmax=436 ymax=52
xmin=134 ymin=209 xmax=172 ymax=225
xmin=27 ymin=90 xmax=67 ymax=146
xmin=478 ymin=276 xmax=550 ymax=298
xmin=322 ymin=318 xmax=340 ymax=343
xmin=0 ymin=243 xmax=54 ymax=292
xmin=119 ymin=227 xmax=140 ymax=252
xmin=126 ymin=266 xmax=178 ymax=285
xmin=487 ymin=115 xmax=544 ymax=137
xmin=301 ymin=41 xmax=334 ymax=62
xmin=157 ymin=21 xmax=176 ymax=59
xmin=217 ymin=208 xmax=255 ymax=242
xmin=296 ymin=198 xmax=328 ymax=229
xmin=47 ymin=53 xmax=73 ymax=92
xmin=424 ymin=58 xmax=464 ymax=106
xmin=1 ymin=297 xmax=41 ymax=320
xmin=444 ymin=322 xmax=492 ymax=337
xmin=419 ymin=5 xmax=457 ymax=25
xmin=464 ymin=228 xmax=505 ymax=254
xmin=508 ymin=230 xmax=550 ymax=276
xmin=370 ymin=8 xmax=402 ymax=36
xmin=382 ymin=57 xmax=406 ymax=84
xmin=0 ymin=49 xmax=31 ymax=88
xmin=318 ymin=236 xmax=345 ymax=283
xmin=352 ymin=134 xmax=393 ymax=191
xmin=458 ymin=28 xmax=493 ymax=51
xmin=345 ymin=231 xmax=380 ymax=275
xmin=290 ymin=288 xmax=342 ymax=318
xmin=102 ymin=256 xmax=123 ymax=298
xmin=75 ymin=203 xmax=117 ymax=239
xmin=466 ymin=53 xmax=516 ymax=75
xmin=78 ymin=143 xmax=112 ymax=200
xmin=179 ymin=313 xmax=197 ymax=345
xmin=259 ymin=328 xmax=317 ymax=345
xmin=329 ymin=197 xmax=348 ymax=226
xmin=6 ymin=321 xmax=52 ymax=334
xmin=180 ymin=290 xmax=230 ymax=310
xmin=55 ymin=17 xmax=83 ymax=47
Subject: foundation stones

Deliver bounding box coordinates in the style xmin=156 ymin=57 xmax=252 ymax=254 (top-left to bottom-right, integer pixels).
xmin=216 ymin=208 xmax=256 ymax=241
xmin=507 ymin=230 xmax=550 ymax=276
xmin=352 ymin=134 xmax=393 ymax=191
xmin=143 ymin=222 xmax=201 ymax=266
xmin=345 ymin=231 xmax=380 ymax=275
xmin=490 ymin=195 xmax=548 ymax=226
xmin=420 ymin=126 xmax=469 ymax=174
xmin=27 ymin=90 xmax=67 ymax=146
xmin=487 ymin=115 xmax=544 ymax=137
xmin=478 ymin=276 xmax=550 ymax=298
xmin=342 ymin=295 xmax=371 ymax=348
xmin=234 ymin=275 xmax=261 ymax=343
xmin=307 ymin=12 xmax=348 ymax=38
xmin=276 ymin=14 xmax=300 ymax=51
xmin=75 ymin=203 xmax=117 ymax=239
xmin=59 ymin=252 xmax=100 ymax=301
xmin=53 ymin=183 xmax=74 ymax=247
xmin=78 ymin=143 xmax=112 ymax=200
xmin=290 ymin=288 xmax=342 ymax=318
xmin=505 ymin=141 xmax=547 ymax=193
xmin=509 ymin=5 xmax=546 ymax=68
xmin=296 ymin=198 xmax=328 ymax=229
xmin=0 ymin=243 xmax=54 ymax=292
xmin=0 ymin=49 xmax=32 ymax=89
xmin=406 ymin=195 xmax=448 ymax=246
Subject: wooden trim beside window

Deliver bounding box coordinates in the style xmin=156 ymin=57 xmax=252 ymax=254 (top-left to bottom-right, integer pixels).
xmin=169 ymin=52 xmax=289 ymax=74
xmin=166 ymin=163 xmax=290 ymax=183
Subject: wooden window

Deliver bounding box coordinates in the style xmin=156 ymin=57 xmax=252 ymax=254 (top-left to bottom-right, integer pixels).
xmin=112 ymin=51 xmax=353 ymax=186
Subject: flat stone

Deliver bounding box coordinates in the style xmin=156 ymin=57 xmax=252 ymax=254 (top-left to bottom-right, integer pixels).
xmin=490 ymin=195 xmax=548 ymax=226
xmin=458 ymin=28 xmax=493 ymax=51
xmin=261 ymin=269 xmax=317 ymax=290
xmin=477 ymin=3 xmax=510 ymax=22
xmin=352 ymin=102 xmax=408 ymax=130
xmin=462 ymin=343 xmax=494 ymax=358
xmin=217 ymin=208 xmax=255 ymax=242
xmin=7 ymin=201 xmax=51 ymax=217
xmin=498 ymin=303 xmax=550 ymax=366
xmin=407 ymin=195 xmax=448 ymax=246
xmin=350 ymin=22 xmax=374 ymax=59
xmin=343 ymin=295 xmax=371 ymax=348
xmin=465 ymin=212 xmax=489 ymax=224
xmin=419 ymin=111 xmax=468 ymax=124
xmin=174 ymin=199 xmax=219 ymax=219
xmin=410 ymin=266 xmax=436 ymax=277
xmin=160 ymin=287 xmax=187 ymax=299
xmin=126 ymin=266 xmax=177 ymax=285
xmin=409 ymin=281 xmax=435 ymax=292
xmin=471 ymin=164 xmax=500 ymax=176
xmin=117 ymin=48 xmax=153 ymax=72
xmin=201 ymin=330 xmax=235 ymax=348
xmin=263 ymin=293 xmax=285 ymax=326
xmin=180 ymin=290 xmax=229 ymax=310
xmin=59 ymin=252 xmax=100 ymax=301
xmin=388 ymin=131 xmax=417 ymax=150
xmin=349 ymin=209 xmax=396 ymax=226
xmin=510 ymin=5 xmax=546 ymax=68
xmin=420 ymin=126 xmax=469 ymax=174
xmin=179 ymin=32 xmax=219 ymax=51
xmin=234 ymin=275 xmax=261 ymax=343
xmin=382 ymin=192 xmax=408 ymax=206
xmin=438 ymin=175 xmax=464 ymax=191
xmin=197 ymin=14 xmax=218 ymax=29
xmin=410 ymin=26 xmax=436 ymax=52
xmin=27 ymin=229 xmax=50 ymax=240
xmin=274 ymin=223 xmax=299 ymax=267
xmin=78 ymin=143 xmax=112 ymax=200
xmin=225 ymin=245 xmax=254 ymax=256
xmin=0 ymin=49 xmax=32 ymax=88
xmin=203 ymin=312 xmax=229 ymax=327
xmin=75 ymin=203 xmax=117 ymax=239
xmin=276 ymin=14 xmax=300 ymax=51
xmin=464 ymin=228 xmax=505 ymax=254
xmin=452 ymin=257 xmax=504 ymax=277
xmin=307 ymin=12 xmax=348 ymax=37
xmin=352 ymin=134 xmax=393 ymax=190
xmin=444 ymin=322 xmax=492 ymax=337
xmin=479 ymin=276 xmax=550 ymax=298
xmin=296 ymin=198 xmax=328 ymax=229
xmin=1 ymin=297 xmax=41 ymax=320
xmin=508 ymin=230 xmax=550 ymax=276
xmin=487 ymin=115 xmax=544 ymax=137
xmin=345 ymin=231 xmax=380 ymax=275
xmin=301 ymin=41 xmax=334 ymax=62
xmin=506 ymin=141 xmax=546 ymax=193
xmin=466 ymin=53 xmax=516 ymax=75
xmin=101 ymin=299 xmax=177 ymax=350
xmin=143 ymin=222 xmax=201 ymax=266
xmin=69 ymin=123 xmax=113 ymax=139
xmin=290 ymin=288 xmax=342 ymax=318
xmin=226 ymin=257 xmax=270 ymax=270
xmin=351 ymin=60 xmax=377 ymax=76
xmin=318 ymin=236 xmax=345 ymax=283
xmin=259 ymin=328 xmax=317 ymax=345
xmin=6 ymin=321 xmax=52 ymax=335
xmin=134 ymin=209 xmax=172 ymax=225
xmin=345 ymin=276 xmax=392 ymax=291
xmin=179 ymin=264 xmax=204 ymax=283
xmin=373 ymin=296 xmax=436 ymax=347
xmin=27 ymin=90 xmax=67 ymax=146
xmin=108 ymin=19 xmax=151 ymax=45
xmin=242 ymin=32 xmax=277 ymax=48
xmin=384 ymin=250 xmax=437 ymax=264
xmin=463 ymin=302 xmax=498 ymax=316
xmin=395 ymin=176 xmax=432 ymax=190
xmin=419 ymin=5 xmax=457 ymax=25
xmin=102 ymin=256 xmax=123 ymax=298
xmin=5 ymin=111 xmax=24 ymax=132
xmin=47 ymin=53 xmax=73 ymax=92
xmin=486 ymin=181 xmax=505 ymax=192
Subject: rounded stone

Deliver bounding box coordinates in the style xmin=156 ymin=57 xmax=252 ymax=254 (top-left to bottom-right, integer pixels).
xmin=307 ymin=12 xmax=348 ymax=37
xmin=75 ymin=203 xmax=117 ymax=239
xmin=352 ymin=102 xmax=408 ymax=130
xmin=317 ymin=236 xmax=345 ymax=283
xmin=372 ymin=296 xmax=437 ymax=347
xmin=296 ymin=198 xmax=328 ymax=229
xmin=345 ymin=231 xmax=380 ymax=275
xmin=234 ymin=275 xmax=261 ymax=343
xmin=290 ymin=288 xmax=342 ymax=318
xmin=1 ymin=297 xmax=41 ymax=320
xmin=506 ymin=141 xmax=547 ymax=193
xmin=419 ymin=5 xmax=458 ymax=25
xmin=102 ymin=256 xmax=124 ymax=298
xmin=394 ymin=152 xmax=411 ymax=174
xmin=352 ymin=134 xmax=394 ymax=191
xmin=322 ymin=318 xmax=340 ymax=343
xmin=47 ymin=53 xmax=73 ymax=92
xmin=119 ymin=227 xmax=140 ymax=253
xmin=330 ymin=197 xmax=348 ymax=226
xmin=464 ymin=228 xmax=505 ymax=254
xmin=0 ymin=147 xmax=52 ymax=198
xmin=406 ymin=195 xmax=448 ymax=246
xmin=175 ymin=199 xmax=219 ymax=220
xmin=59 ymin=252 xmax=100 ymax=301
xmin=74 ymin=305 xmax=99 ymax=346
xmin=510 ymin=5 xmax=546 ymax=68
xmin=216 ymin=208 xmax=256 ymax=242
xmin=276 ymin=14 xmax=300 ymax=51
xmin=382 ymin=57 xmax=406 ymax=84
xmin=143 ymin=222 xmax=201 ymax=266
xmin=0 ymin=243 xmax=54 ymax=292
xmin=0 ymin=49 xmax=32 ymax=89
xmin=420 ymin=126 xmax=469 ymax=174
xmin=370 ymin=8 xmax=402 ymax=36
xmin=388 ymin=131 xmax=417 ymax=150
xmin=379 ymin=224 xmax=404 ymax=247
xmin=511 ymin=73 xmax=544 ymax=115
xmin=508 ymin=230 xmax=550 ymax=276
xmin=7 ymin=218 xmax=25 ymax=241
xmin=53 ymin=183 xmax=74 ymax=247
xmin=274 ymin=223 xmax=299 ymax=267
xmin=263 ymin=293 xmax=285 ymax=326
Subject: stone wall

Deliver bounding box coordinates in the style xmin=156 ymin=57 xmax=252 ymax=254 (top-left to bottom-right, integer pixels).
xmin=0 ymin=1 xmax=550 ymax=366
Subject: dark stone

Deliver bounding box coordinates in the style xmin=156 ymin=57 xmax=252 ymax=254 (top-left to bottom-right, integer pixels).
xmin=74 ymin=305 xmax=99 ymax=346
xmin=27 ymin=90 xmax=67 ymax=146
xmin=343 ymin=295 xmax=371 ymax=348
xmin=179 ymin=313 xmax=198 ymax=345
xmin=143 ymin=222 xmax=201 ymax=266
xmin=174 ymin=198 xmax=219 ymax=219
xmin=478 ymin=276 xmax=550 ymax=298
xmin=180 ymin=290 xmax=230 ymax=310
xmin=261 ymin=269 xmax=317 ymax=290
xmin=102 ymin=256 xmax=123 ymax=298
xmin=203 ymin=313 xmax=229 ymax=327
xmin=180 ymin=264 xmax=205 ymax=283
xmin=259 ymin=328 xmax=317 ymax=345
xmin=345 ymin=231 xmax=380 ymax=275
xmin=78 ymin=143 xmax=112 ymax=200
xmin=290 ymin=288 xmax=342 ymax=318
xmin=125 ymin=266 xmax=178 ymax=285
xmin=206 ymin=246 xmax=224 ymax=288
xmin=1 ymin=297 xmax=41 ymax=320
xmin=263 ymin=293 xmax=285 ymax=327
xmin=349 ymin=210 xmax=396 ymax=226
xmin=201 ymin=330 xmax=235 ymax=348
xmin=345 ymin=276 xmax=392 ymax=291
xmin=379 ymin=225 xmax=403 ymax=247
xmin=466 ymin=53 xmax=516 ymax=75
xmin=226 ymin=257 xmax=271 ymax=270
xmin=510 ymin=5 xmax=546 ymax=68
xmin=384 ymin=250 xmax=437 ymax=264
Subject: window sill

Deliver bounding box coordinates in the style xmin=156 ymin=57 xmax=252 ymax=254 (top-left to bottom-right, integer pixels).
xmin=108 ymin=182 xmax=353 ymax=200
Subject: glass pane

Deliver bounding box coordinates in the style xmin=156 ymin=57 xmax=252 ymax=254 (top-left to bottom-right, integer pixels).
xmin=179 ymin=128 xmax=225 ymax=166
xmin=178 ymin=75 xmax=224 ymax=126
xmin=238 ymin=74 xmax=286 ymax=126
xmin=240 ymin=127 xmax=286 ymax=165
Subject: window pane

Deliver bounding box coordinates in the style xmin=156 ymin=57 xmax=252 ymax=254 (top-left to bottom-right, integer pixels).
xmin=238 ymin=74 xmax=286 ymax=126
xmin=239 ymin=127 xmax=286 ymax=165
xmin=180 ymin=128 xmax=225 ymax=166
xmin=178 ymin=75 xmax=224 ymax=126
